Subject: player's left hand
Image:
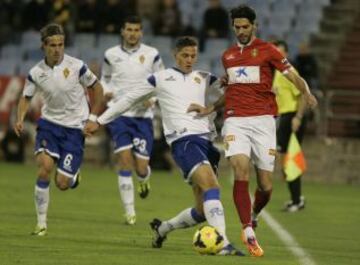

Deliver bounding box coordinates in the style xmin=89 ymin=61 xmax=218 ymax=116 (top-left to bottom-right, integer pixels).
xmin=83 ymin=121 xmax=100 ymax=137
xmin=305 ymin=93 xmax=318 ymax=109
xmin=291 ymin=117 xmax=301 ymax=132
xmin=187 ymin=103 xmax=214 ymax=117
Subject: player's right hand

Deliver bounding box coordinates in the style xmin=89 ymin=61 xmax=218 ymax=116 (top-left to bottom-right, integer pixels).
xmin=83 ymin=121 xmax=100 ymax=137
xmin=187 ymin=103 xmax=214 ymax=117
xmin=14 ymin=121 xmax=24 ymax=137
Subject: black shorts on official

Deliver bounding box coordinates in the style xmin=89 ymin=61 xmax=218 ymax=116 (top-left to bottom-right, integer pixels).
xmin=277 ymin=112 xmax=307 ymax=153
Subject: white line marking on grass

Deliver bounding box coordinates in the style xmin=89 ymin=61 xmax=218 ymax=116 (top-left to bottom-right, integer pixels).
xmin=261 ymin=210 xmax=317 ymax=265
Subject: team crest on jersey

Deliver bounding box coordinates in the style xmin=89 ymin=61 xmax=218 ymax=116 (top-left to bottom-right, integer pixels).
xmin=63 ymin=68 xmax=70 ymax=78
xmin=41 ymin=139 xmax=47 ymax=147
xmin=139 ymin=55 xmax=145 ymax=64
xmin=251 ymin=48 xmax=258 ymax=57
xmin=193 ymin=76 xmax=201 ymax=84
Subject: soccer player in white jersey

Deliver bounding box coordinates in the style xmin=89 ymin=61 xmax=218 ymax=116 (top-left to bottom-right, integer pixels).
xmin=14 ymin=23 xmax=104 ymax=236
xmin=85 ymin=36 xmax=245 ymax=256
xmin=101 ymin=16 xmax=164 ymax=225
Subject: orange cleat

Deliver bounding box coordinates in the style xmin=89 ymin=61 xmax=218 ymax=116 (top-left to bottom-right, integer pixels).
xmin=241 ymin=231 xmax=264 ymax=257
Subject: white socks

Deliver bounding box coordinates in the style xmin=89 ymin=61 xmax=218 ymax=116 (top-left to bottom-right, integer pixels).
xmin=159 ymin=208 xmax=205 ymax=237
xmin=34 ymin=180 xmax=50 ymax=228
xmin=118 ymin=170 xmax=135 ymax=216
xmin=203 ymin=188 xmax=229 ymax=246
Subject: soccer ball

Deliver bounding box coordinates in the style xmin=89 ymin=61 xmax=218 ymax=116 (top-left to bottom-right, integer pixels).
xmin=192 ymin=226 xmax=224 ymax=255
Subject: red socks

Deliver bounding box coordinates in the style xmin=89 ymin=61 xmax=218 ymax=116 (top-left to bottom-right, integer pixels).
xmin=233 ymin=180 xmax=252 ymax=228
xmin=253 ymin=188 xmax=272 ymax=215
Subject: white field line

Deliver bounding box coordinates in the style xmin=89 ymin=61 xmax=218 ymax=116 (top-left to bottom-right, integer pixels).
xmin=260 ymin=209 xmax=317 ymax=265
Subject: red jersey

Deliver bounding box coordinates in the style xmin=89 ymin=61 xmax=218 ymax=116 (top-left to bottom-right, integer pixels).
xmin=222 ymin=38 xmax=291 ymax=118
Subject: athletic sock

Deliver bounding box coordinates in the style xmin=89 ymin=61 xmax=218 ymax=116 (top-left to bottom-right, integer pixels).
xmin=159 ymin=207 xmax=205 ymax=236
xmin=233 ymin=180 xmax=252 ymax=228
xmin=34 ymin=179 xmax=50 ymax=228
xmin=118 ymin=170 xmax=135 ymax=216
xmin=253 ymin=188 xmax=272 ymax=215
xmin=203 ymin=188 xmax=229 ymax=246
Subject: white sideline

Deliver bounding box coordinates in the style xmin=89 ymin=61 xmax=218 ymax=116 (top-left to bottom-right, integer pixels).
xmin=260 ymin=210 xmax=317 ymax=265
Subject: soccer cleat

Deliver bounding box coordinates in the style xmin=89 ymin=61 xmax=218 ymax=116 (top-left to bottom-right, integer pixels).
xmin=70 ymin=172 xmax=81 ymax=189
xmin=31 ymin=225 xmax=47 ymax=236
xmin=242 ymin=234 xmax=264 ymax=257
xmin=138 ymin=179 xmax=150 ymax=199
xmin=150 ymin=218 xmax=167 ymax=248
xmin=125 ymin=214 xmax=136 ymax=225
xmin=282 ymin=196 xmax=305 ymax=212
xmin=217 ymin=244 xmax=245 ymax=256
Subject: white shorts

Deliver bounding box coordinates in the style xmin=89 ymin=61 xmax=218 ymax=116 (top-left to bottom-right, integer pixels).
xmin=222 ymin=115 xmax=276 ymax=172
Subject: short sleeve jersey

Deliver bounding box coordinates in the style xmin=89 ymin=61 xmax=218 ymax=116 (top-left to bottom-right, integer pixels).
xmin=222 ymin=38 xmax=291 ymax=118
xmin=23 ymin=54 xmax=97 ymax=129
xmin=101 ymin=43 xmax=164 ymax=119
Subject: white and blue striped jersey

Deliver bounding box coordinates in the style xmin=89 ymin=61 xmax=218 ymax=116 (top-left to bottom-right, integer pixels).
xmin=23 ymin=54 xmax=97 ymax=129
xmin=101 ymin=43 xmax=164 ymax=119
xmin=98 ymin=67 xmax=223 ymax=144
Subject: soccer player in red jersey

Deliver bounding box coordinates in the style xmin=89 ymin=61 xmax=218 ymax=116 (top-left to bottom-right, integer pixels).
xmin=188 ymin=4 xmax=317 ymax=257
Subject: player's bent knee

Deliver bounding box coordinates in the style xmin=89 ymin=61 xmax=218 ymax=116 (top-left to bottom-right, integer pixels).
xmin=37 ymin=167 xmax=52 ymax=180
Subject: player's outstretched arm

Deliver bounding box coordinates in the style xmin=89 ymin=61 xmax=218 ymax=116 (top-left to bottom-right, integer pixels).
xmin=97 ymin=82 xmax=155 ymax=125
xmin=14 ymin=96 xmax=31 ymax=137
xmin=285 ymin=68 xmax=318 ymax=109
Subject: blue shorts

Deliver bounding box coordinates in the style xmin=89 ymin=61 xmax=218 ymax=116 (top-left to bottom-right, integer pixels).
xmin=171 ymin=135 xmax=220 ymax=182
xmin=35 ymin=118 xmax=85 ymax=178
xmin=107 ymin=116 xmax=153 ymax=159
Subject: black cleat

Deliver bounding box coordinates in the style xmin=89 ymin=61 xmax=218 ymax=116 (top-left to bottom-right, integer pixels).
xmin=70 ymin=172 xmax=81 ymax=189
xmin=150 ymin=218 xmax=167 ymax=248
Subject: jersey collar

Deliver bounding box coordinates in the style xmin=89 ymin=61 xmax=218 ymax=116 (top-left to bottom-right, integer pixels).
xmin=237 ymin=37 xmax=257 ymax=49
xmin=172 ymin=67 xmax=192 ymax=76
xmin=120 ymin=43 xmax=141 ymax=54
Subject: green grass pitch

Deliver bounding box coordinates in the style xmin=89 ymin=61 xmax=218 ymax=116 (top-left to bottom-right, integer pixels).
xmin=0 ymin=162 xmax=359 ymax=265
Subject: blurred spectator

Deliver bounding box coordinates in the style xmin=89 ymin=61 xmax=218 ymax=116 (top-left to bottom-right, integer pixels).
xmin=294 ymin=42 xmax=319 ymax=91
xmin=199 ymin=0 xmax=229 ymax=51
xmin=0 ymin=0 xmax=23 ymax=45
xmin=22 ymin=0 xmax=51 ymax=31
xmin=76 ymin=0 xmax=99 ymax=33
xmin=50 ymin=0 xmax=77 ymax=45
xmin=152 ymin=0 xmax=183 ymax=37
xmin=99 ymin=0 xmax=129 ymax=34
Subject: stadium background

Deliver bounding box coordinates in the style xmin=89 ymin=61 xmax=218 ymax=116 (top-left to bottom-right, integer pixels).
xmin=0 ymin=1 xmax=359 ymax=264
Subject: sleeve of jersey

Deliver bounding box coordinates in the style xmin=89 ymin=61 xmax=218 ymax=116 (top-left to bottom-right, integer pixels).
xmin=268 ymin=45 xmax=291 ymax=73
xmin=79 ymin=64 xmax=98 ymax=88
xmin=23 ymin=74 xmax=36 ymax=97
xmin=100 ymin=56 xmax=113 ymax=94
xmin=97 ymin=76 xmax=156 ymax=125
xmin=152 ymin=53 xmax=165 ymax=72
xmin=207 ymin=74 xmax=224 ymax=104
